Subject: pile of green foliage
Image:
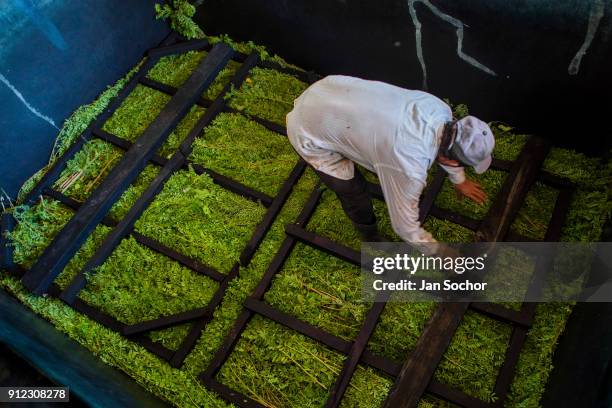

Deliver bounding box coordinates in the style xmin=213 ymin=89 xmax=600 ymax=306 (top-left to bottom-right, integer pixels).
xmin=155 ymin=0 xmax=204 ymax=40
xmin=2 ymin=37 xmax=611 ymax=408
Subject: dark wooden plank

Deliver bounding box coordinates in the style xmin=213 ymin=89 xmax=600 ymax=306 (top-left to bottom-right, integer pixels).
xmin=158 ymin=31 xmax=180 ymax=48
xmin=492 ymin=157 xmax=573 ymax=190
xmin=489 ymin=187 xmax=573 ymax=406
xmin=132 ymin=335 xmax=175 ymax=361
xmin=476 ymin=137 xmax=551 ymax=243
xmin=92 ymin=127 xmax=273 ymax=206
xmin=57 ymin=50 xmax=257 ymax=305
xmin=325 ymin=301 xmax=387 ymax=407
xmin=385 ymin=139 xmax=551 ymax=407
xmin=167 ymin=318 xmax=208 ymax=368
xmin=140 ymin=77 xmax=288 ymax=137
xmin=429 ymin=206 xmax=481 ymax=231
xmin=91 ymin=127 xmax=134 ymax=151
xmin=169 ymin=263 xmax=242 ymax=368
xmin=251 ymin=186 xmax=324 ymax=300
xmin=469 ymin=302 xmax=531 ymax=327
xmin=43 ymin=188 xmax=118 ymax=229
xmin=139 ymin=77 xmax=214 ymax=109
xmin=231 ymin=51 xmax=249 ymax=63
xmin=383 ymin=302 xmax=470 ymax=408
xmin=202 ymin=377 xmax=264 ymax=408
xmin=200 ymin=187 xmax=323 ymax=380
xmin=122 ymin=307 xmax=209 ymax=336
xmin=145 ymin=38 xmax=210 ymax=57
xmin=285 ymin=224 xmax=361 ymax=266
xmin=490 ymin=158 xmax=513 ymax=172
xmin=544 ymin=187 xmax=573 ymax=242
xmin=1 ymin=263 xmax=175 ymax=361
xmin=240 ymin=160 xmax=307 ymax=265
xmin=492 ymin=325 xmax=529 ymax=401
xmin=130 ymin=232 xmax=225 ymax=282
xmin=223 ymin=106 xmax=287 ymax=135
xmin=361 ymin=350 xmax=401 ymax=376
xmin=257 ymin=59 xmax=322 ymax=84
xmin=199 ymin=309 xmax=254 ymax=380
xmin=91 ymin=128 xmax=169 ymax=167
xmin=70 ymin=298 xmax=125 ymax=333
xmin=21 ymin=57 xmax=160 ymax=207
xmin=190 ymin=163 xmax=274 ymax=207
xmin=539 ymin=171 xmax=574 ymax=190
xmin=245 ymin=298 xmax=352 ymax=353
xmin=242 ymin=301 xmax=401 ymax=381
xmin=57 ymin=282 xmax=176 ymax=360
xmin=23 ymin=44 xmax=235 ymax=295
xmin=21 ymin=266 xmax=176 ymax=361
xmin=43 ymin=188 xmax=225 ymax=282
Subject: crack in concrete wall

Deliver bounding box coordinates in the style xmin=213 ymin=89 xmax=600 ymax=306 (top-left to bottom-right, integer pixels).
xmin=407 ymin=0 xmax=497 ymax=90
xmin=568 ymin=0 xmax=606 ymax=75
xmin=0 ymin=72 xmax=59 ymax=130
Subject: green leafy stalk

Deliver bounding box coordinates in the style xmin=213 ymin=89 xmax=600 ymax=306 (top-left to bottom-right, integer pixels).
xmin=155 ymin=1 xmax=204 ymax=39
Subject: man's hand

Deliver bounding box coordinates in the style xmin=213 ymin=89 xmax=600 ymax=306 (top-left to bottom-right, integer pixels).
xmin=454 ymin=179 xmax=487 ymax=204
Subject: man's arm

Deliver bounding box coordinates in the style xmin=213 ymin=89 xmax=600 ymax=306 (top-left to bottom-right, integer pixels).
xmin=376 ymin=166 xmax=439 ymax=255
xmin=438 ymin=163 xmax=466 ymax=184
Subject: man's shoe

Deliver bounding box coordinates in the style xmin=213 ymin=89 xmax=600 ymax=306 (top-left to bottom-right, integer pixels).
xmin=352 ymin=221 xmax=389 ymax=242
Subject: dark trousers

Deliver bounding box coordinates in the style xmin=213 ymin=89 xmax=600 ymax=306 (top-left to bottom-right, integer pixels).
xmin=314 ymin=168 xmax=376 ymax=226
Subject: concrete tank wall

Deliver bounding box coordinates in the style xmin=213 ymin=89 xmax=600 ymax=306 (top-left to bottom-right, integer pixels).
xmin=0 ymin=0 xmax=168 ymax=200
xmin=196 ymin=0 xmax=612 ymax=155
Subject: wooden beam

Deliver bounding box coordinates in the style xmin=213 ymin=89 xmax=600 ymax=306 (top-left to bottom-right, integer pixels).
xmin=239 ymin=160 xmax=307 ymax=266
xmin=285 ymin=224 xmax=361 ymax=266
xmin=169 ymin=262 xmax=241 ymax=368
xmin=202 ymin=377 xmax=264 ymax=408
xmin=244 ymin=298 xmax=352 ymax=353
xmin=324 ymin=301 xmax=387 ymax=407
xmin=139 ymin=76 xmax=288 ymax=136
xmin=429 ymin=205 xmax=481 ymax=231
xmin=384 ymin=137 xmax=551 ymax=408
xmin=22 ymin=44 xmax=235 ymax=295
xmin=56 ymin=49 xmax=255 ymax=305
xmin=91 ymin=128 xmax=274 ymax=207
xmin=476 ymin=136 xmax=551 ymax=243
xmin=122 ymin=307 xmax=209 ymax=336
xmin=43 ymin=188 xmax=226 ymax=282
xmin=145 ymin=38 xmax=210 ymax=58
xmin=200 ymin=186 xmax=323 ymax=382
xmin=383 ymin=302 xmax=470 ymax=407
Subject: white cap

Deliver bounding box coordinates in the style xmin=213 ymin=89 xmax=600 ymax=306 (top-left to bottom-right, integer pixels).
xmin=451 ymin=116 xmax=495 ymax=174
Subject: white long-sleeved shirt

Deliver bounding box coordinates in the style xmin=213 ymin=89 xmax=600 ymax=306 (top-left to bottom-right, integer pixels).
xmin=286 ymin=75 xmax=465 ymax=251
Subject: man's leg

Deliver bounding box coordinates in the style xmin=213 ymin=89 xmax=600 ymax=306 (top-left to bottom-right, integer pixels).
xmin=314 ymin=168 xmax=385 ymax=241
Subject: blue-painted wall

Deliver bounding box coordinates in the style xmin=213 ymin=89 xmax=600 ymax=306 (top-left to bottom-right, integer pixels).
xmin=0 ymin=0 xmax=169 ymax=200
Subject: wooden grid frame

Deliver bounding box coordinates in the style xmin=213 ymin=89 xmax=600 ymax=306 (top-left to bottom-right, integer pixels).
xmin=198 ymin=136 xmax=576 ymax=408
xmin=0 ymin=34 xmax=320 ymax=368
xmin=0 ymin=34 xmax=578 ymax=407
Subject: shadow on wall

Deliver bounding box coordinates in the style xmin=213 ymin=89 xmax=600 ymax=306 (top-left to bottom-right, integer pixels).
xmin=0 ymin=0 xmax=169 ymax=200
xmin=196 ymin=0 xmax=612 ymax=155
